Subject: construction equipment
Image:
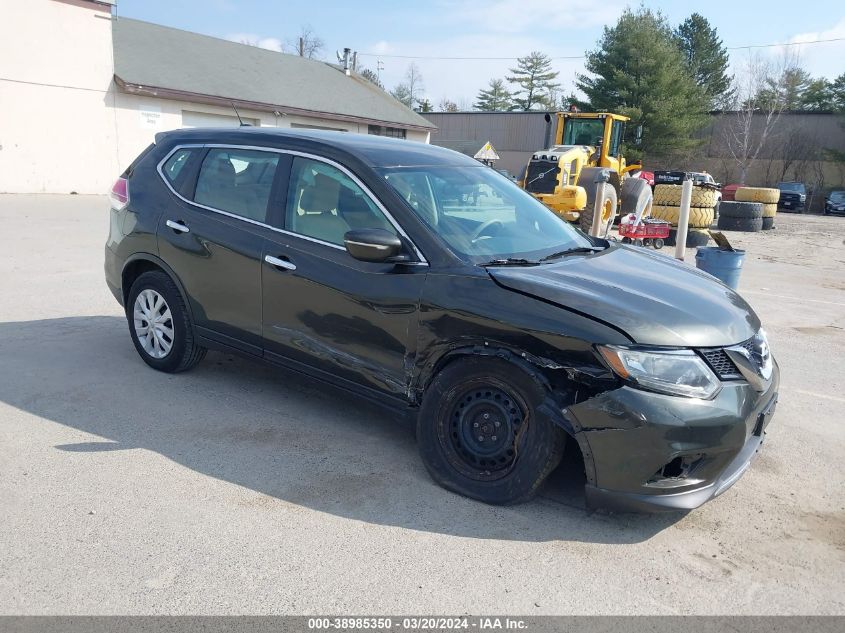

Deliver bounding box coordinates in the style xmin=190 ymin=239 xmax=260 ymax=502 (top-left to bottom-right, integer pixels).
xmin=521 ymin=112 xmax=652 ymax=236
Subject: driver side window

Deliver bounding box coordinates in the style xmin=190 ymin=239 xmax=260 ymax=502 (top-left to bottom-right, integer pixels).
xmin=286 ymin=157 xmax=396 ymax=246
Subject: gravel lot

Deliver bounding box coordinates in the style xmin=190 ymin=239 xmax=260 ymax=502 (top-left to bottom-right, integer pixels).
xmin=0 ymin=195 xmax=843 ymax=615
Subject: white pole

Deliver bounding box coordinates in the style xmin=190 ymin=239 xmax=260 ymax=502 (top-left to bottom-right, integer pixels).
xmin=590 ymin=176 xmax=607 ymax=238
xmin=675 ymin=178 xmax=693 ymax=260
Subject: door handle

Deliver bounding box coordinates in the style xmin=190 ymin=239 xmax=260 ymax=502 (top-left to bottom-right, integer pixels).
xmin=264 ymin=255 xmax=296 ymax=271
xmin=166 ymin=219 xmax=190 ymax=234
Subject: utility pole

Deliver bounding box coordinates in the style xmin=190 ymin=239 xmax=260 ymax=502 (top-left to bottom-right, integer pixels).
xmin=377 ymin=60 xmax=384 ymax=84
xmin=298 ymin=37 xmax=304 ymax=57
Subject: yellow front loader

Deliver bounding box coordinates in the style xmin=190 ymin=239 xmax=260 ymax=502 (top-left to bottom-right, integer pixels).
xmin=521 ymin=112 xmax=652 ymax=236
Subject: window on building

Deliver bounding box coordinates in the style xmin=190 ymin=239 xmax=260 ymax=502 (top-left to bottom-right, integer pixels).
xmin=286 ymin=157 xmax=396 ymax=246
xmin=194 ymin=148 xmax=279 ymax=223
xmin=162 ymin=149 xmax=194 ymax=185
xmin=368 ymin=125 xmax=407 ymax=139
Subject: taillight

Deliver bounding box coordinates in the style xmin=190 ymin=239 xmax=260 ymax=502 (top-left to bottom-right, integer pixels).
xmin=110 ymin=177 xmax=129 ymax=211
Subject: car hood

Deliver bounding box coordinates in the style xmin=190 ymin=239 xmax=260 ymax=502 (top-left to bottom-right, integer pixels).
xmin=489 ymin=245 xmax=760 ymax=347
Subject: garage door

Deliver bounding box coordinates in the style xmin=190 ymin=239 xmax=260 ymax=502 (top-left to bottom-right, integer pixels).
xmin=181 ymin=110 xmax=259 ymax=128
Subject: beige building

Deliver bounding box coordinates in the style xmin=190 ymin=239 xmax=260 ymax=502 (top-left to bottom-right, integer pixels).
xmin=0 ymin=0 xmax=435 ymax=194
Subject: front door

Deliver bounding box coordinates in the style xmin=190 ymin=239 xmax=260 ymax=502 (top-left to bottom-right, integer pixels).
xmin=261 ymin=155 xmax=426 ymax=400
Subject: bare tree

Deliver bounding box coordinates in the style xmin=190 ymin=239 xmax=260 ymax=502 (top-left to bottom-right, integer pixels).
xmin=405 ymin=63 xmax=425 ymax=108
xmin=289 ymin=25 xmax=324 ymax=59
xmin=438 ymin=98 xmax=459 ymax=112
xmin=721 ymin=51 xmax=799 ymax=184
xmin=774 ymin=123 xmax=818 ymax=184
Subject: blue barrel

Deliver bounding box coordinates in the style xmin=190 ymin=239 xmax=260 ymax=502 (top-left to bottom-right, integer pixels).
xmin=695 ymin=247 xmax=745 ymax=290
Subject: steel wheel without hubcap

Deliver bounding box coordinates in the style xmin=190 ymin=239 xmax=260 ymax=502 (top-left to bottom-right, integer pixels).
xmin=133 ymin=289 xmax=174 ymax=359
xmin=441 ymin=386 xmax=525 ymax=481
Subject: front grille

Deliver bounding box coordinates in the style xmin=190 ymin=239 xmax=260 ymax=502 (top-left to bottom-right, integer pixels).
xmin=700 ymin=348 xmax=742 ymax=379
xmin=524 ymin=160 xmax=560 ymax=194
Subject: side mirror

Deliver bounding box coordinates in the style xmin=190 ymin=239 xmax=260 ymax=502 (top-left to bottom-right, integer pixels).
xmin=344 ymin=228 xmax=403 ymax=263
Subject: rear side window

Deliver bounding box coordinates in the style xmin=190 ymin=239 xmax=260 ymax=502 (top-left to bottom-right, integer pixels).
xmin=162 ymin=149 xmax=194 ymax=184
xmin=194 ymin=148 xmax=280 ymax=223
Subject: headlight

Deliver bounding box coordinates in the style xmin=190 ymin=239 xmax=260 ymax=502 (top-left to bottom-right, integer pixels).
xmin=598 ymin=346 xmax=720 ymax=399
xmin=799 ymin=194 xmax=806 ymax=201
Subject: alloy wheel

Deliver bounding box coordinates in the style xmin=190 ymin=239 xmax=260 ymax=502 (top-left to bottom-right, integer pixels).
xmin=133 ymin=289 xmax=174 ymax=359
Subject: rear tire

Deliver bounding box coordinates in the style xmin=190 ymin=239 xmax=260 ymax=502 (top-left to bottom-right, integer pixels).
xmin=578 ymin=167 xmax=618 ymax=237
xmin=718 ymin=201 xmax=763 ymax=219
xmin=621 ymin=177 xmax=653 ymax=217
xmin=653 ymin=184 xmax=718 ymax=207
xmin=665 ymin=229 xmax=710 ymax=248
xmin=717 ymin=215 xmax=763 ymax=232
xmin=417 ymin=357 xmax=565 ymax=505
xmin=735 ymin=187 xmax=780 ymax=204
xmin=127 ymin=270 xmax=206 ymax=373
xmin=651 ymin=204 xmax=715 ymax=228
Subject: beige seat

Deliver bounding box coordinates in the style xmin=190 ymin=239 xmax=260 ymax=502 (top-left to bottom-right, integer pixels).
xmin=294 ymin=173 xmax=350 ymax=245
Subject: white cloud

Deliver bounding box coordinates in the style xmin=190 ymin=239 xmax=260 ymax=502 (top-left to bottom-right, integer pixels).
xmin=356 ymin=0 xmax=628 ymax=106
xmin=360 ymin=31 xmax=590 ymax=108
xmin=369 ymin=40 xmax=394 ymax=55
xmin=225 ymin=33 xmax=284 ymax=53
xmin=437 ymin=0 xmax=626 ymax=34
xmin=784 ymin=18 xmax=845 ymax=79
xmin=736 ymin=18 xmax=845 ymax=81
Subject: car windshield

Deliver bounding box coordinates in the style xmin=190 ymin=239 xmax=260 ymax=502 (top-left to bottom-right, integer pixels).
xmin=778 ymin=183 xmax=804 ymax=192
xmin=830 ymin=191 xmax=845 ymax=201
xmin=379 ymin=165 xmax=594 ymax=263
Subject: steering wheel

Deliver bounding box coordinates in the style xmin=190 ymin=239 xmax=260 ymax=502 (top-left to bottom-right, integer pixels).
xmin=470 ymin=219 xmax=504 ymax=242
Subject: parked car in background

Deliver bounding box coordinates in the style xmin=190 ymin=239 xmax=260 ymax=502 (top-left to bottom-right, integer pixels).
xmin=777 ymin=182 xmax=806 ymax=213
xmin=105 ymin=127 xmax=779 ymax=512
xmin=824 ymin=190 xmax=845 ymax=216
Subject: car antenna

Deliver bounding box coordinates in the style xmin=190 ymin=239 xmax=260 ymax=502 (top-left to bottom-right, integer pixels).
xmin=231 ymin=103 xmax=250 ymax=127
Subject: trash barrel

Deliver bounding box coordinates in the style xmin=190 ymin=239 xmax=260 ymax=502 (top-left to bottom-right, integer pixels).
xmin=695 ymin=247 xmax=745 ymax=290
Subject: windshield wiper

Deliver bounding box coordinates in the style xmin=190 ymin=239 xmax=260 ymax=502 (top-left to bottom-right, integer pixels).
xmin=539 ymin=246 xmax=603 ymax=262
xmin=478 ymin=258 xmax=542 ymax=267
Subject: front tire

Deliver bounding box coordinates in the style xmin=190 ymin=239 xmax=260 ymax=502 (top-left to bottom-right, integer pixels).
xmin=417 ymin=357 xmax=565 ymax=505
xmin=127 ymin=270 xmax=206 ymax=373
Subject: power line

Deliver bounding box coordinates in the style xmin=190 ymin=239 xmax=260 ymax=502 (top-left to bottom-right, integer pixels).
xmin=726 ymin=36 xmax=845 ymax=51
xmin=357 ymin=36 xmax=845 ymax=61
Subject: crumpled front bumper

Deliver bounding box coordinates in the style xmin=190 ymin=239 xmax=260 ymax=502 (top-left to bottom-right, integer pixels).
xmin=564 ymin=360 xmax=780 ymax=512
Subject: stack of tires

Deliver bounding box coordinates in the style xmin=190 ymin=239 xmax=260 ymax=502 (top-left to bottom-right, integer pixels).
xmin=717 ymin=201 xmax=763 ymax=232
xmin=734 ymin=187 xmax=778 ymax=230
xmin=651 ymin=184 xmax=718 ymax=247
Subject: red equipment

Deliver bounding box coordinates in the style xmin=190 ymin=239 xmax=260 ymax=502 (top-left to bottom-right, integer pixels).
xmin=618 ymin=218 xmax=671 ymax=249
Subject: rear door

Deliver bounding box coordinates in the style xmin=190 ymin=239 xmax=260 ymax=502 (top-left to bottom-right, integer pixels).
xmin=156 ymin=145 xmax=289 ymax=355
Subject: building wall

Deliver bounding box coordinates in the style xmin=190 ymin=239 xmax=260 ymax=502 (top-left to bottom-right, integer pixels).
xmin=424 ymin=111 xmax=845 ymax=191
xmin=425 ymin=111 xmax=552 ymax=176
xmin=0 ymin=0 xmax=119 ymax=193
xmin=111 ymin=93 xmax=429 ymax=183
xmin=0 ymin=0 xmax=430 ymax=194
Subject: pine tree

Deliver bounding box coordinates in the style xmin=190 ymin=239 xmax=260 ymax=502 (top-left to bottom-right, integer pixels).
xmin=755 ymin=67 xmax=813 ymax=110
xmin=675 ymin=13 xmax=733 ymax=109
xmin=417 ymin=98 xmax=433 ymax=113
xmin=577 ymin=7 xmax=709 ymax=158
xmin=359 ymin=68 xmax=383 ymax=89
xmin=474 ymin=79 xmax=514 ymax=111
xmin=801 ymin=78 xmax=834 ymax=111
xmin=507 ymin=52 xmax=560 ymax=111
xmin=390 ymin=84 xmax=413 ymax=108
